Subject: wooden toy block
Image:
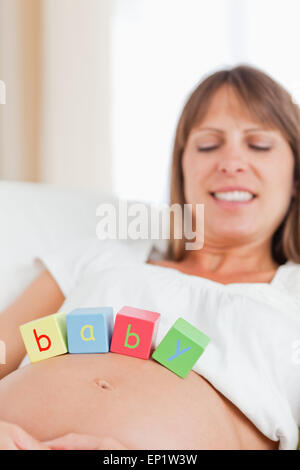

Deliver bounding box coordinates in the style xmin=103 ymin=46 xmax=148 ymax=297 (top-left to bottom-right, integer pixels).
xmin=152 ymin=317 xmax=210 ymax=378
xmin=66 ymin=307 xmax=114 ymax=353
xmin=110 ymin=305 xmax=161 ymax=359
xmin=20 ymin=311 xmax=67 ymax=363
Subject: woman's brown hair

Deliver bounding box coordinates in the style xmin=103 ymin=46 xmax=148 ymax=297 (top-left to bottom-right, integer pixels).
xmin=168 ymin=64 xmax=300 ymax=265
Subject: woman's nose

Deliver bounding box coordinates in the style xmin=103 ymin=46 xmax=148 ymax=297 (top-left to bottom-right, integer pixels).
xmin=217 ymin=152 xmax=248 ymax=175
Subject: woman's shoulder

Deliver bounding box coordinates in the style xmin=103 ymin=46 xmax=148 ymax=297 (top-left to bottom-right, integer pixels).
xmin=275 ymin=259 xmax=300 ymax=280
xmin=81 ymin=237 xmax=168 ymax=274
xmin=34 ymin=237 xmax=167 ymax=298
xmin=273 ymin=260 xmax=300 ymax=302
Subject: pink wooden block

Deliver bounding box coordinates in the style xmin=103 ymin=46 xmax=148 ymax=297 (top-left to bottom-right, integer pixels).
xmin=110 ymin=305 xmax=161 ymax=359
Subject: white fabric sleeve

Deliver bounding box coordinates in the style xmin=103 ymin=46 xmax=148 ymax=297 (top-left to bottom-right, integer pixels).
xmin=33 ymin=237 xmax=112 ymax=298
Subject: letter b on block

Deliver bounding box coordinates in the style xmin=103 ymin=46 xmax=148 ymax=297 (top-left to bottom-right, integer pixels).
xmin=110 ymin=306 xmax=160 ymax=359
xmin=20 ymin=312 xmax=68 ymax=363
xmin=67 ymin=307 xmax=114 ymax=353
xmin=152 ymin=318 xmax=210 ymax=378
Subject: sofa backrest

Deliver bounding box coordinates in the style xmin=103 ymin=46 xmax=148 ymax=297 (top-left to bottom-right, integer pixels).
xmin=0 ymin=181 xmax=117 ymax=310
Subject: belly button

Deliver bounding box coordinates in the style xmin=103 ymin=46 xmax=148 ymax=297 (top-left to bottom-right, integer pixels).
xmin=93 ymin=378 xmax=113 ymax=391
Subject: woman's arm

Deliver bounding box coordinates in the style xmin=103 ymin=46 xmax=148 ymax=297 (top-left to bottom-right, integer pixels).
xmin=0 ymin=421 xmax=128 ymax=450
xmin=44 ymin=434 xmax=130 ymax=450
xmin=0 ymin=269 xmax=65 ymax=380
xmin=0 ymin=420 xmax=50 ymax=450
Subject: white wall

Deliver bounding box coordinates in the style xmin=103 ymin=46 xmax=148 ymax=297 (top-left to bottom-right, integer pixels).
xmin=0 ymin=0 xmax=40 ymax=181
xmin=110 ymin=0 xmax=300 ymax=205
xmin=39 ymin=0 xmax=113 ymax=194
xmin=0 ymin=0 xmax=113 ymax=196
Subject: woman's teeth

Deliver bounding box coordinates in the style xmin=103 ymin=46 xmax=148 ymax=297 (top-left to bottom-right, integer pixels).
xmin=212 ymin=191 xmax=255 ymax=202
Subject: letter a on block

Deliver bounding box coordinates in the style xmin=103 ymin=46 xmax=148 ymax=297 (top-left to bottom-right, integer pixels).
xmin=80 ymin=325 xmax=96 ymax=342
xmin=20 ymin=312 xmax=68 ymax=363
xmin=110 ymin=306 xmax=161 ymax=359
xmin=152 ymin=318 xmax=210 ymax=378
xmin=67 ymin=307 xmax=114 ymax=353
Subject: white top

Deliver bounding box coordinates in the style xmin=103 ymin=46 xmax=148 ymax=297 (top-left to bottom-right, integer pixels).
xmin=24 ymin=237 xmax=300 ymax=450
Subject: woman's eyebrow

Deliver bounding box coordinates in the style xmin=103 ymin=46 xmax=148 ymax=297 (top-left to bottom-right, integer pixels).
xmin=194 ymin=127 xmax=224 ymax=134
xmin=194 ymin=127 xmax=272 ymax=134
xmin=244 ymin=128 xmax=272 ymax=133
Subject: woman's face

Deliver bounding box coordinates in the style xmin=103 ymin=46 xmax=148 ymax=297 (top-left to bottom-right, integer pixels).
xmin=181 ymin=85 xmax=295 ymax=247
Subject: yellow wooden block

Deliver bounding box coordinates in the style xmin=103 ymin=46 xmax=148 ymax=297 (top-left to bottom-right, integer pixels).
xmin=20 ymin=311 xmax=68 ymax=363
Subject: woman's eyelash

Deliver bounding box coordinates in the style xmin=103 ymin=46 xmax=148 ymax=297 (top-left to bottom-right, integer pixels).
xmin=197 ymin=146 xmax=218 ymax=152
xmin=197 ymin=145 xmax=271 ymax=152
xmin=249 ymin=145 xmax=271 ymax=151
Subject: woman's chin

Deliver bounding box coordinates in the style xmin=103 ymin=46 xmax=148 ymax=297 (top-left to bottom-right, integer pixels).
xmin=208 ymin=226 xmax=258 ymax=244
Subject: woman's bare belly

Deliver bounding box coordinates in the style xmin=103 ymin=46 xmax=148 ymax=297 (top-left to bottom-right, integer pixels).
xmin=0 ymin=353 xmax=278 ymax=450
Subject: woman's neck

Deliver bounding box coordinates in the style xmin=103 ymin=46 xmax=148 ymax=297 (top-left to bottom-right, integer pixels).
xmin=181 ymin=238 xmax=279 ymax=277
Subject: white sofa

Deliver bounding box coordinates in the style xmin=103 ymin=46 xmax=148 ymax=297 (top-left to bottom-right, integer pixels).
xmin=0 ymin=181 xmax=118 ymax=311
xmin=0 ymin=181 xmax=168 ymax=312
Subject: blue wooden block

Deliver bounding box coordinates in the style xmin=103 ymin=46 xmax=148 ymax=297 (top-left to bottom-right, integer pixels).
xmin=66 ymin=307 xmax=114 ymax=353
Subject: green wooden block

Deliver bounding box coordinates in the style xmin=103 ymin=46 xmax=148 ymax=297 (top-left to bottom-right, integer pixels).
xmin=152 ymin=317 xmax=210 ymax=378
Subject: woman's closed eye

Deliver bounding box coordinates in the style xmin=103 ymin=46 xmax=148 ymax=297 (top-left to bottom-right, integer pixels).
xmin=197 ymin=144 xmax=272 ymax=152
xmin=197 ymin=145 xmax=219 ymax=152
xmin=248 ymin=144 xmax=271 ymax=151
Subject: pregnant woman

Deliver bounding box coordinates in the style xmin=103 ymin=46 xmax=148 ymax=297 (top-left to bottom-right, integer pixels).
xmin=0 ymin=65 xmax=300 ymax=450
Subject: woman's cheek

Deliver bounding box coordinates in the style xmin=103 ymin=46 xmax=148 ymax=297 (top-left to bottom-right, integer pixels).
xmin=191 ymin=172 xmax=208 ymax=203
xmin=266 ymin=186 xmax=292 ymax=226
xmin=183 ymin=167 xmax=206 ymax=203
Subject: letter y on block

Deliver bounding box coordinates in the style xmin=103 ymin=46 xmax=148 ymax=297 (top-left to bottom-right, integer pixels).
xmin=168 ymin=340 xmax=191 ymax=361
xmin=152 ymin=318 xmax=210 ymax=378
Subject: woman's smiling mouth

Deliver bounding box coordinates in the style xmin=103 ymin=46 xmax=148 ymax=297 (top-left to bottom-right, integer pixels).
xmin=209 ymin=187 xmax=258 ymax=209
